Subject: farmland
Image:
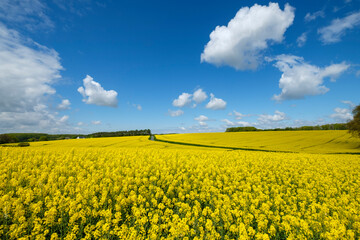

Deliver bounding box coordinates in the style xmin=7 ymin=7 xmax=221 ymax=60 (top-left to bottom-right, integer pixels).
xmin=1 ymin=132 xmax=360 ymax=239
xmin=157 ymin=130 xmax=360 ymax=154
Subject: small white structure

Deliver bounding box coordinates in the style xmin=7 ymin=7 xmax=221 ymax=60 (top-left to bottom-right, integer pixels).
xmin=76 ymin=136 xmax=85 ymax=139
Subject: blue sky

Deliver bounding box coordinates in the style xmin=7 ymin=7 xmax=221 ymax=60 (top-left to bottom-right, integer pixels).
xmin=0 ymin=0 xmax=359 ymax=134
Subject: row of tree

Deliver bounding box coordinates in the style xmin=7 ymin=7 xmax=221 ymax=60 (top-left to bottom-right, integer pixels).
xmin=226 ymin=123 xmax=349 ymax=132
xmin=226 ymin=104 xmax=360 ymax=137
xmin=0 ymin=129 xmax=152 ymax=144
xmin=89 ymin=129 xmax=151 ymax=138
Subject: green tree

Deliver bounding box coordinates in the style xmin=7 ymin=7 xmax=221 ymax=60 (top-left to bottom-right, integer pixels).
xmin=348 ymin=105 xmax=360 ymax=138
xmin=39 ymin=136 xmax=48 ymax=141
xmin=0 ymin=134 xmax=17 ymax=144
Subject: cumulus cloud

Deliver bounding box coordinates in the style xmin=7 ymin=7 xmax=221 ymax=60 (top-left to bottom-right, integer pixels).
xmin=194 ymin=115 xmax=209 ymax=122
xmin=91 ymin=120 xmax=101 ymax=125
xmin=206 ymin=94 xmax=227 ymax=110
xmin=258 ymin=110 xmax=287 ymax=124
xmin=201 ymin=3 xmax=294 ymax=70
xmin=0 ymin=104 xmax=73 ymax=133
xmin=192 ymin=89 xmax=208 ymax=103
xmin=194 ymin=115 xmax=210 ymax=127
xmin=318 ymin=11 xmax=360 ymax=43
xmin=0 ymin=24 xmax=72 ymax=132
xmin=77 ymin=122 xmax=84 ymax=126
xmin=271 ymin=55 xmax=349 ymax=101
xmin=304 ymin=10 xmax=325 ymax=22
xmin=330 ymin=108 xmax=353 ymax=121
xmin=78 ymin=75 xmax=118 ymax=107
xmin=297 ymin=32 xmax=307 ymax=47
xmin=57 ymin=99 xmax=71 ymax=110
xmin=172 ymin=93 xmax=192 ymax=107
xmin=168 ymin=109 xmax=184 ymax=117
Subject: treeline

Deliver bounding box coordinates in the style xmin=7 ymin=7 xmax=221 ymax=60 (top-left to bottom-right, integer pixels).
xmin=226 ymin=127 xmax=258 ymax=132
xmin=226 ymin=123 xmax=348 ymax=132
xmin=89 ymin=129 xmax=151 ymax=138
xmin=0 ymin=129 xmax=151 ymax=144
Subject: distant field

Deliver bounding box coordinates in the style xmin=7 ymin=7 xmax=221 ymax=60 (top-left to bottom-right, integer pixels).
xmin=26 ymin=135 xmax=220 ymax=151
xmin=156 ymin=130 xmax=360 ymax=154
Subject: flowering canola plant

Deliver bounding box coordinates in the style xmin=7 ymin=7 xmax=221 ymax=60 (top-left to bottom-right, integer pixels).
xmin=157 ymin=130 xmax=360 ymax=154
xmin=1 ymin=146 xmax=360 ymax=239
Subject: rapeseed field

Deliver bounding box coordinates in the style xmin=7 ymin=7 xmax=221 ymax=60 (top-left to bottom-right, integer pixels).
xmin=1 ymin=143 xmax=360 ymax=239
xmin=157 ymin=130 xmax=360 ymax=154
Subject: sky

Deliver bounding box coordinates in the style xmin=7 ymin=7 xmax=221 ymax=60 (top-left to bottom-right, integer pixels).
xmin=0 ymin=0 xmax=359 ymax=134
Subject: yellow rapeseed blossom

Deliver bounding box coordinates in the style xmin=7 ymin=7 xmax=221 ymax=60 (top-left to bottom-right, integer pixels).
xmin=0 ymin=139 xmax=360 ymax=239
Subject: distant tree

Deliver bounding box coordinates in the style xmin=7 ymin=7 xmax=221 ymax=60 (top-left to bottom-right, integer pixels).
xmin=39 ymin=136 xmax=48 ymax=141
xmin=0 ymin=134 xmax=18 ymax=144
xmin=348 ymin=105 xmax=360 ymax=138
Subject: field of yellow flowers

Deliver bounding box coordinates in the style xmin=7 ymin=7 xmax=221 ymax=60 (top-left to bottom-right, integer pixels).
xmin=1 ymin=141 xmax=360 ymax=239
xmin=157 ymin=130 xmax=360 ymax=154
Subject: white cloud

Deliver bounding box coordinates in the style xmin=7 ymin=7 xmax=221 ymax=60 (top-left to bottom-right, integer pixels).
xmin=297 ymin=32 xmax=307 ymax=47
xmin=194 ymin=115 xmax=210 ymax=127
xmin=221 ymin=119 xmax=236 ymax=126
xmin=201 ymin=3 xmax=294 ymax=70
xmin=78 ymin=75 xmax=118 ymax=107
xmin=199 ymin=121 xmax=208 ymax=126
xmin=237 ymin=121 xmax=251 ymax=127
xmin=258 ymin=110 xmax=287 ymax=123
xmin=172 ymin=93 xmax=192 ymax=107
xmin=304 ymin=10 xmax=325 ymax=22
xmin=222 ymin=119 xmax=251 ymax=127
xmin=194 ymin=115 xmax=209 ymax=122
xmin=0 ymin=24 xmax=71 ymax=132
xmin=57 ymin=99 xmax=71 ymax=110
xmin=341 ymin=100 xmax=355 ymax=107
xmin=0 ymin=0 xmax=54 ymax=31
xmin=271 ymin=55 xmax=349 ymax=101
xmin=168 ymin=109 xmax=184 ymax=117
xmin=230 ymin=110 xmax=248 ymax=120
xmin=77 ymin=122 xmax=84 ymax=126
xmin=330 ymin=108 xmax=353 ymax=121
xmin=318 ymin=11 xmax=360 ymax=44
xmin=0 ymin=104 xmax=74 ymax=133
xmin=193 ymin=89 xmax=207 ymax=103
xmin=206 ymin=94 xmax=227 ymax=110
xmin=91 ymin=120 xmax=101 ymax=125
xmin=59 ymin=115 xmax=69 ymax=123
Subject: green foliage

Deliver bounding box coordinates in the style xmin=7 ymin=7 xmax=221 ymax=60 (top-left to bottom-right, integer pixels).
xmin=0 ymin=134 xmax=18 ymax=144
xmin=3 ymin=130 xmax=151 ymax=143
xmin=225 ymin=123 xmax=348 ymax=132
xmin=348 ymin=105 xmax=360 ymax=138
xmin=89 ymin=129 xmax=151 ymax=138
xmin=226 ymin=127 xmax=258 ymax=132
xmin=39 ymin=136 xmax=48 ymax=141
xmin=18 ymin=142 xmax=30 ymax=147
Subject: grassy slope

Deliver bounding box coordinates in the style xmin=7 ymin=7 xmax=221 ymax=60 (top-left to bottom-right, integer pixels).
xmin=156 ymin=130 xmax=360 ymax=154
